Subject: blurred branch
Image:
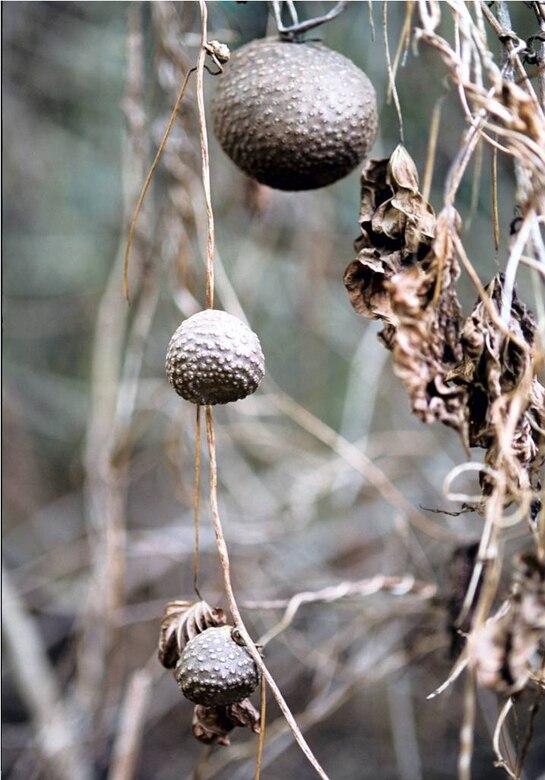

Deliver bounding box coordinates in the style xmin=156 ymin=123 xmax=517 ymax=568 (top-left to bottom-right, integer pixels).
xmin=268 ymin=391 xmax=457 ymax=541
xmin=77 ymin=0 xmax=154 ymax=721
xmin=2 ymin=570 xmax=92 ymax=780
xmin=108 ymin=665 xmax=156 ymax=780
xmin=242 ymin=574 xmax=438 ymax=646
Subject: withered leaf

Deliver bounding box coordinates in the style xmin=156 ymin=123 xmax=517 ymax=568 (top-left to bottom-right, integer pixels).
xmin=454 ymin=275 xmax=545 ymax=493
xmin=386 ymin=208 xmax=467 ymax=434
xmin=343 ymin=145 xmax=437 ymax=337
xmin=469 ymin=614 xmax=537 ymax=695
xmin=469 ymin=551 xmax=545 ymax=695
xmin=192 ymin=705 xmax=234 ymax=746
xmin=192 ymin=699 xmax=260 ymax=746
xmin=344 ymin=145 xmax=544 ymax=502
xmin=512 ymin=551 xmax=545 ymax=631
xmin=158 ymin=600 xmax=226 ymax=669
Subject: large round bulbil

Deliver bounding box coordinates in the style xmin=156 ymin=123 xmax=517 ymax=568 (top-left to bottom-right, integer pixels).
xmin=175 ymin=626 xmax=260 ymax=706
xmin=212 ymin=38 xmax=378 ymax=191
xmin=166 ymin=309 xmax=265 ymax=405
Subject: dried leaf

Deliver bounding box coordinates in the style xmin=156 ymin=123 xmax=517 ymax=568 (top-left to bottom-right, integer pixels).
xmin=344 ymin=147 xmax=544 ymax=503
xmin=344 ymin=249 xmax=404 ymax=324
xmin=192 ymin=705 xmax=234 ymax=746
xmin=512 ymin=551 xmax=545 ymax=631
xmin=469 ymin=552 xmax=545 ymax=695
xmin=158 ymin=600 xmax=226 ymax=669
xmin=226 ymin=698 xmax=261 ymax=733
xmin=386 ymin=209 xmax=467 ymax=434
xmin=192 ymin=699 xmax=260 ymax=746
xmin=469 ymin=614 xmax=536 ymax=695
xmin=453 ymin=275 xmax=545 ymax=493
xmin=344 ymin=145 xmax=436 ymax=324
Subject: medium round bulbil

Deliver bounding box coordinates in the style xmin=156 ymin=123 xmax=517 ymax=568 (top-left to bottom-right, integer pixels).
xmin=175 ymin=625 xmax=260 ymax=706
xmin=166 ymin=309 xmax=264 ymax=406
xmin=212 ymin=37 xmax=378 ymax=191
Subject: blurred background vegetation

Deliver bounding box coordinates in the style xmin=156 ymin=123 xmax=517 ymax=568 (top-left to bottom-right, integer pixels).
xmin=3 ymin=2 xmax=544 ymax=779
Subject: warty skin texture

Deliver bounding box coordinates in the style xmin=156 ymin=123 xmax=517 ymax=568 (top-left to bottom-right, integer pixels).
xmin=166 ymin=309 xmax=265 ymax=406
xmin=212 ymin=37 xmax=379 ymax=191
xmin=175 ymin=626 xmax=260 ymax=706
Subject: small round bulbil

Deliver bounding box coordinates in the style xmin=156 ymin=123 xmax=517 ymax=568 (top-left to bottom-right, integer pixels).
xmin=166 ymin=309 xmax=264 ymax=405
xmin=175 ymin=625 xmax=260 ymax=706
xmin=212 ymin=37 xmax=378 ymax=191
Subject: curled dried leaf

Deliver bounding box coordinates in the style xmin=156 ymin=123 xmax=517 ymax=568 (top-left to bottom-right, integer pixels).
xmin=192 ymin=705 xmax=234 ymax=746
xmin=344 ymin=145 xmax=544 ymax=502
xmin=386 ymin=208 xmax=467 ymax=434
xmin=344 ymin=145 xmax=436 ymax=328
xmin=512 ymin=551 xmax=545 ymax=631
xmin=469 ymin=613 xmax=537 ymax=695
xmin=469 ymin=552 xmax=545 ymax=695
xmin=452 ymin=275 xmax=545 ymax=494
xmin=158 ymin=600 xmax=226 ymax=669
xmin=192 ymin=699 xmax=260 ymax=746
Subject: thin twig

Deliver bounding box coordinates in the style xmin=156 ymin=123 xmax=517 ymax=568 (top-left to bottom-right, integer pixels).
xmin=108 ymin=668 xmax=153 ymax=780
xmin=458 ymin=669 xmax=476 ymax=780
xmin=383 ymin=0 xmax=405 ymax=143
xmin=253 ymin=575 xmax=437 ymax=647
xmin=197 ymin=0 xmax=215 ymax=309
xmin=205 ymin=406 xmax=330 ymax=780
xmin=254 ymin=676 xmax=267 ymax=780
xmin=491 ymin=144 xmax=500 ymax=253
xmin=492 ymin=698 xmax=517 ymax=779
xmin=422 ymin=92 xmax=445 ymax=202
xmin=123 ymin=66 xmax=196 ymax=302
xmin=516 ymin=656 xmax=545 ymax=778
xmin=193 ymin=404 xmax=203 ymax=599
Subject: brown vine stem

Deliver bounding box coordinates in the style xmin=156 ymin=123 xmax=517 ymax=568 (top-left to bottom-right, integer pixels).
xmin=194 ymin=3 xmax=328 ymax=777
xmin=254 ymin=677 xmax=267 ymax=780
xmin=193 ymin=404 xmax=202 ymax=599
xmin=197 ymin=0 xmax=215 ymax=309
xmin=383 ymin=0 xmax=405 ymax=143
xmin=205 ymin=406 xmax=330 ymax=780
xmin=123 ymin=66 xmax=196 ymax=302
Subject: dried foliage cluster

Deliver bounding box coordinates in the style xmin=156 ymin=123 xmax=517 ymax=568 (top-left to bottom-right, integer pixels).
xmin=347 ymin=2 xmax=545 ymax=777
xmin=344 ymin=145 xmax=544 ymax=503
xmin=158 ymin=600 xmax=261 ymax=745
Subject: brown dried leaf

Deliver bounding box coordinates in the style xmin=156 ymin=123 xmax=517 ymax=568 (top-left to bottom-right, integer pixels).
xmin=512 ymin=551 xmax=545 ymax=631
xmin=344 ymin=145 xmax=436 ymax=331
xmin=470 ymin=552 xmax=545 ymax=695
xmin=158 ymin=600 xmax=226 ymax=669
xmin=192 ymin=699 xmax=260 ymax=746
xmin=469 ymin=614 xmax=537 ymax=695
xmin=344 ymin=250 xmax=404 ymax=324
xmin=226 ymin=698 xmax=261 ymax=733
xmin=388 ymin=144 xmax=420 ymax=191
xmin=386 ymin=209 xmax=467 ymax=434
xmin=192 ymin=705 xmax=234 ymax=746
xmin=344 ymin=145 xmax=544 ymax=501
xmin=454 ymin=275 xmax=545 ymax=492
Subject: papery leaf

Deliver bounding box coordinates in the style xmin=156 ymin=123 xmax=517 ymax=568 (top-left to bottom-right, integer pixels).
xmin=192 ymin=699 xmax=260 ymax=746
xmin=388 ymin=143 xmax=420 ymax=192
xmin=158 ymin=600 xmax=226 ymax=669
